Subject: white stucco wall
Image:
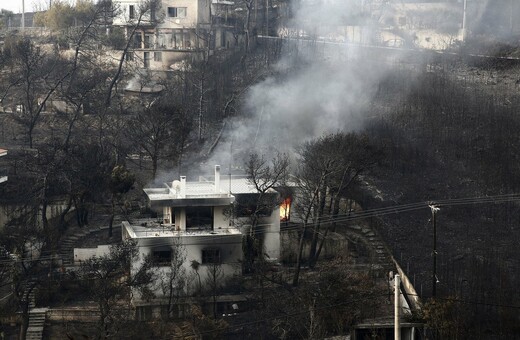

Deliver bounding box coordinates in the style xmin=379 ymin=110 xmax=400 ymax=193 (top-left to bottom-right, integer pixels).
xmin=213 ymin=206 xmax=230 ymax=229
xmin=113 ymin=0 xmax=211 ymax=28
xmin=261 ymin=208 xmax=281 ymax=261
xmin=131 ymin=232 xmax=243 ymax=300
xmin=236 ymin=208 xmax=281 ymax=262
xmin=74 ymin=245 xmax=111 ymax=264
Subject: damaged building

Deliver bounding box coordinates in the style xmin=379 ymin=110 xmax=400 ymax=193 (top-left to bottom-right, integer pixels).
xmin=122 ymin=165 xmax=281 ymax=310
xmin=112 ymin=0 xmax=243 ymax=71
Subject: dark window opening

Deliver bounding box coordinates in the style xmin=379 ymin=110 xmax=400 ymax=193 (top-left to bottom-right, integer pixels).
xmin=125 ymin=51 xmax=134 ymax=61
xmin=144 ymin=34 xmax=152 ymax=48
xmin=202 ymin=248 xmax=221 ymax=264
xmin=150 ymin=6 xmax=156 ymax=21
xmin=234 ymin=193 xmax=275 ymax=217
xmin=168 ymin=7 xmax=187 ymax=18
xmin=186 ymin=206 xmax=213 ymax=230
xmin=133 ymin=32 xmax=142 ymax=48
xmin=129 ymin=5 xmax=135 ymax=19
xmin=144 ymin=51 xmax=150 ymax=68
xmin=152 ymin=250 xmax=172 ymax=266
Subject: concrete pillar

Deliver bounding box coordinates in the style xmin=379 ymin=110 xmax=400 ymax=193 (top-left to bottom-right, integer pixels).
xmin=215 ymin=165 xmax=221 ymax=193
xmin=180 ymin=176 xmax=186 ymax=197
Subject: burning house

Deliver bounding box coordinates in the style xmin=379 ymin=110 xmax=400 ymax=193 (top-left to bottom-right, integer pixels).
xmin=122 ymin=165 xmax=282 ymax=303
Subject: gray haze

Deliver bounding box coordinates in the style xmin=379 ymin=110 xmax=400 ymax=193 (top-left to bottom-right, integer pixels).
xmin=200 ymin=0 xmax=500 ymax=177
xmin=209 ymin=0 xmax=388 ymax=170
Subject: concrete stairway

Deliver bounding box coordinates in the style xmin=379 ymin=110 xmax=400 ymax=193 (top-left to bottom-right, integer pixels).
xmin=58 ymin=214 xmax=117 ymax=267
xmin=26 ymin=308 xmax=48 ymax=340
xmin=58 ymin=229 xmax=91 ymax=266
xmin=346 ymin=224 xmax=395 ymax=271
xmin=21 ymin=281 xmax=36 ymax=309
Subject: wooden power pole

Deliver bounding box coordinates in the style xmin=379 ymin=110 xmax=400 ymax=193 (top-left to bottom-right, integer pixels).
xmin=430 ymin=204 xmax=440 ymax=298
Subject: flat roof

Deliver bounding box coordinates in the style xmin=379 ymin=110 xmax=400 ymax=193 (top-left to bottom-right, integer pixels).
xmin=145 ymin=178 xmax=268 ymax=198
xmin=143 ymin=177 xmax=275 ymax=207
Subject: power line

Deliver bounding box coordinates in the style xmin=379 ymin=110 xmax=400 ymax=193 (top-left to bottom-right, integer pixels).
xmin=3 ymin=192 xmax=520 ymax=264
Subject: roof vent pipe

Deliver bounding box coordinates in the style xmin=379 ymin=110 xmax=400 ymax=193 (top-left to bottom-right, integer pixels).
xmin=180 ymin=176 xmax=186 ymax=198
xmin=215 ymin=165 xmax=221 ymax=193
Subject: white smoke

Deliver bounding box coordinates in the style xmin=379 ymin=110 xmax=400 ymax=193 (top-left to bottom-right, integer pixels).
xmin=209 ymin=0 xmax=386 ymax=164
xmin=202 ymin=0 xmax=498 ymax=173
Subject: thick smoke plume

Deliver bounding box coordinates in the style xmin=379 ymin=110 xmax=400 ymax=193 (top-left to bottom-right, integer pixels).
xmin=198 ymin=0 xmax=498 ymax=176
xmin=210 ymin=0 xmax=387 ymax=168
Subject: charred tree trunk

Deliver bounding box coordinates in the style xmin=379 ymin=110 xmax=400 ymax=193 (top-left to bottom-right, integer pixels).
xmin=108 ymin=198 xmax=115 ymax=238
xmin=292 ymin=220 xmax=308 ymax=287
xmin=308 ymin=184 xmax=327 ymax=268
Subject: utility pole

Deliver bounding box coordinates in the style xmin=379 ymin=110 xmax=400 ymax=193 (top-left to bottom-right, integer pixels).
xmin=429 ymin=204 xmax=440 ymax=298
xmin=394 ymin=274 xmax=401 ymax=340
xmin=461 ymin=0 xmax=467 ymax=42
xmin=21 ymin=0 xmax=25 ymax=32
xmin=265 ymin=0 xmax=269 ymax=36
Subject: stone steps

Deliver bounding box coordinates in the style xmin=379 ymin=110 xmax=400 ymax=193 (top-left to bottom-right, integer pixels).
xmin=58 ymin=224 xmax=114 ymax=267
xmin=26 ymin=308 xmax=48 ymax=340
xmin=347 ymin=225 xmax=395 ymax=269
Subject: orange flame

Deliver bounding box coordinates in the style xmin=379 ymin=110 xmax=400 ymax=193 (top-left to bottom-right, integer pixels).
xmin=280 ymin=197 xmax=291 ymax=221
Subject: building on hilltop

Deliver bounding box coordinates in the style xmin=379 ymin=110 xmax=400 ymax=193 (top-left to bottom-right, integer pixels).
xmin=112 ymin=0 xmax=243 ymax=71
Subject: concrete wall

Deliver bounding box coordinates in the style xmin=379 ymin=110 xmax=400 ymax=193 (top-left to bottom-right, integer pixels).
xmin=0 ymin=202 xmax=71 ymax=230
xmin=236 ymin=208 xmax=281 ymax=261
xmin=261 ymin=208 xmax=281 ymax=261
xmin=131 ymin=233 xmax=243 ymax=300
xmin=213 ymin=206 xmax=230 ymax=229
xmin=73 ymin=245 xmax=111 ymax=264
xmin=113 ymin=0 xmax=210 ymax=28
xmin=394 ymin=258 xmax=422 ymax=312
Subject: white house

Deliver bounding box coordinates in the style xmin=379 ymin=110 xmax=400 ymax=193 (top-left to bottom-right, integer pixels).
xmin=112 ymin=0 xmax=241 ymax=70
xmin=122 ymin=165 xmax=281 ymax=302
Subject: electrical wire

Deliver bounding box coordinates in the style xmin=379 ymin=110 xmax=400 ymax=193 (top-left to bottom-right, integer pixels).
xmin=2 ymin=192 xmax=520 ymax=265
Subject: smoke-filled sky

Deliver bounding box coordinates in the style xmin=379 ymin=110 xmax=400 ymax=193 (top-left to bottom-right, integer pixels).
xmin=206 ymin=0 xmax=389 ymax=171
xmin=209 ymin=0 xmax=495 ymax=166
xmin=165 ymin=0 xmax=496 ymax=180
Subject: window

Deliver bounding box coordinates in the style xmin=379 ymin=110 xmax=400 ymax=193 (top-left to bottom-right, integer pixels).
xmin=144 ymin=52 xmax=150 ymax=68
xmin=168 ymin=7 xmax=187 ymax=18
xmin=150 ymin=6 xmax=156 ymax=21
xmin=154 ymin=52 xmax=162 ymax=62
xmin=234 ymin=194 xmax=274 ymax=217
xmin=144 ymin=34 xmax=153 ymax=48
xmin=125 ymin=51 xmax=134 ymax=61
xmin=133 ymin=32 xmax=142 ymax=48
xmin=186 ymin=206 xmax=213 ymax=230
xmin=129 ymin=5 xmax=135 ymax=19
xmin=152 ymin=250 xmax=172 ymax=266
xmin=202 ymin=249 xmax=221 ymax=264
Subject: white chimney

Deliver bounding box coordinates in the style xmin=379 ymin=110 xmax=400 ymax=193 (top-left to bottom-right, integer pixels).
xmin=180 ymin=176 xmax=186 ymax=197
xmin=214 ymin=165 xmax=220 ymax=193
